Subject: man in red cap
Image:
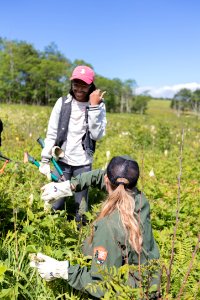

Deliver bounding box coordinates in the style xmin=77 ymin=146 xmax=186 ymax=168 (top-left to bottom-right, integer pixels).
xmin=39 ymin=65 xmax=107 ymax=223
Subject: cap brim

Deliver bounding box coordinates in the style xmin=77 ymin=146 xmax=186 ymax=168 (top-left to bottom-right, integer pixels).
xmin=70 ymin=75 xmax=92 ymax=85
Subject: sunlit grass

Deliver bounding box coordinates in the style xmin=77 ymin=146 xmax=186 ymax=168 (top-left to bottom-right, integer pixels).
xmin=0 ymin=100 xmax=200 ymax=299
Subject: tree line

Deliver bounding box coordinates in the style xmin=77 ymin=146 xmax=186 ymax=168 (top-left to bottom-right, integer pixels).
xmin=171 ymin=88 xmax=200 ymax=117
xmin=0 ymin=38 xmax=150 ymax=113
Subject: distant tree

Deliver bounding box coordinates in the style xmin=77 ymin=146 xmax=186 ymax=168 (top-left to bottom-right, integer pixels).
xmin=0 ymin=39 xmax=40 ymax=103
xmin=95 ymin=77 xmax=137 ymax=113
xmin=0 ymin=38 xmax=72 ymax=104
xmin=31 ymin=49 xmax=71 ymax=105
xmin=191 ymin=89 xmax=200 ymax=117
xmin=0 ymin=37 xmax=140 ymax=112
xmin=44 ymin=42 xmax=66 ymax=61
xmin=30 ymin=59 xmax=67 ymax=105
xmin=94 ymin=76 xmax=120 ymax=112
xmin=132 ymin=94 xmax=150 ymax=114
xmin=120 ymin=79 xmax=136 ymax=113
xmin=171 ymin=88 xmax=192 ymax=116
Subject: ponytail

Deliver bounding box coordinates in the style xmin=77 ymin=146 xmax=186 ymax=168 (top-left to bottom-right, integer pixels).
xmin=92 ymin=184 xmax=143 ymax=254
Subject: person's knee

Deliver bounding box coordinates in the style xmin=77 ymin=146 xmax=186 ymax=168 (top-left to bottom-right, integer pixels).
xmin=52 ymin=198 xmax=65 ymax=210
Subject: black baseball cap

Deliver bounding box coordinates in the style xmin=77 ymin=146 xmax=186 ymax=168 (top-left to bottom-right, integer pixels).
xmin=107 ymin=155 xmax=139 ymax=189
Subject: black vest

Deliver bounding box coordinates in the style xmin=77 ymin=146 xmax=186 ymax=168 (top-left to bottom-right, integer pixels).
xmin=55 ymin=96 xmax=71 ymax=148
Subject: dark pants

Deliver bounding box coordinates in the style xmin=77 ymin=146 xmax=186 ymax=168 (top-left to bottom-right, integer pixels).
xmin=52 ymin=161 xmax=92 ymax=215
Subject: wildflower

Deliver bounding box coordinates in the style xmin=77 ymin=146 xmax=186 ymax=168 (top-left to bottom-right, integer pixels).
xmin=106 ymin=150 xmax=110 ymax=160
xmin=121 ymin=131 xmax=129 ymax=136
xmin=29 ymin=194 xmax=34 ymax=206
xmin=149 ymin=169 xmax=155 ymax=177
xmin=119 ymin=131 xmax=130 ymax=138
xmin=44 ymin=202 xmax=52 ymax=212
xmin=103 ymin=162 xmax=108 ymax=170
xmin=150 ymin=125 xmax=156 ymax=133
xmin=164 ymin=149 xmax=168 ymax=156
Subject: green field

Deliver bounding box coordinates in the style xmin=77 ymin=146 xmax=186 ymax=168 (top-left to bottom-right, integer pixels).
xmin=0 ymin=100 xmax=200 ymax=299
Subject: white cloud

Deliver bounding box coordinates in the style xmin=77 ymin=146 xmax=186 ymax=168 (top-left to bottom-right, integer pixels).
xmin=135 ymin=82 xmax=200 ymax=99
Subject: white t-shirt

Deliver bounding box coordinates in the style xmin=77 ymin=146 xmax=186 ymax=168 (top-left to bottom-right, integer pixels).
xmin=64 ymin=99 xmax=90 ymax=166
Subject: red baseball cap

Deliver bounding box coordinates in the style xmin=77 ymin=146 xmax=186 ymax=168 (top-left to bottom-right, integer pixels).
xmin=70 ymin=66 xmax=95 ymax=84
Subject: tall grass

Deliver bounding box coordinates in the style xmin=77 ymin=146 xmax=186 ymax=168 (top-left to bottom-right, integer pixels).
xmin=0 ymin=99 xmax=199 ymax=299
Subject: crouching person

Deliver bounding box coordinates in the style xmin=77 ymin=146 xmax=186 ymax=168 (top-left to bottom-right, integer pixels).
xmin=30 ymin=156 xmax=161 ymax=299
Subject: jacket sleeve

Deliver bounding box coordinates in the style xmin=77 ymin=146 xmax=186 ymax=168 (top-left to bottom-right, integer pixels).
xmin=67 ymin=219 xmax=122 ymax=298
xmin=41 ymin=97 xmax=62 ymax=161
xmin=88 ymin=101 xmax=107 ymax=140
xmin=71 ymin=169 xmax=106 ymax=192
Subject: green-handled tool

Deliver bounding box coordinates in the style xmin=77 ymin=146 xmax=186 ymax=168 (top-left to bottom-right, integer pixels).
xmin=37 ymin=137 xmax=65 ymax=181
xmin=24 ymin=152 xmax=59 ymax=182
xmin=0 ymin=152 xmax=22 ymax=164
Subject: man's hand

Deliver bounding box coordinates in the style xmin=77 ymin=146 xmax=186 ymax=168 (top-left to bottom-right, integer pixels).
xmin=41 ymin=181 xmax=73 ymax=204
xmin=89 ymin=89 xmax=106 ymax=106
xmin=30 ymin=253 xmax=69 ymax=281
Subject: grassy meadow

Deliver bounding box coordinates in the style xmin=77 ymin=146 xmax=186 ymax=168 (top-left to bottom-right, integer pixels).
xmin=0 ymin=100 xmax=200 ymax=299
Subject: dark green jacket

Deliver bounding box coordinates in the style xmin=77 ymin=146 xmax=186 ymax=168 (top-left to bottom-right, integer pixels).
xmin=68 ymin=169 xmax=160 ymax=298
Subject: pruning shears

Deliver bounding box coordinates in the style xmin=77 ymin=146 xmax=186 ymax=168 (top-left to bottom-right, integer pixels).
xmin=24 ymin=152 xmax=59 ymax=182
xmin=0 ymin=154 xmax=9 ymax=174
xmin=0 ymin=152 xmax=21 ymax=174
xmin=37 ymin=137 xmax=66 ymax=181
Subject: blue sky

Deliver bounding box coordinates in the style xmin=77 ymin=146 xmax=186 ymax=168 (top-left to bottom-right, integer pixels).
xmin=1 ymin=0 xmax=200 ymax=97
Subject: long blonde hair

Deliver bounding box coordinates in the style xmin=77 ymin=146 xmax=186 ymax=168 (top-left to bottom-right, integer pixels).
xmin=93 ymin=178 xmax=143 ymax=254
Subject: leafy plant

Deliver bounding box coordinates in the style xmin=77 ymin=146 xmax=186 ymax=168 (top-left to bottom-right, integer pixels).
xmin=0 ymin=100 xmax=199 ymax=299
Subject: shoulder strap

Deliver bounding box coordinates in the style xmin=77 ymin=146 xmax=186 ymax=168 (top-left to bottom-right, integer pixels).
xmin=82 ymin=105 xmax=96 ymax=156
xmin=85 ymin=105 xmax=89 ymax=126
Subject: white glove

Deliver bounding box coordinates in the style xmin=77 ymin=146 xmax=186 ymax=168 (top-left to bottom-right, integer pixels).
xmin=30 ymin=253 xmax=69 ymax=281
xmin=41 ymin=181 xmax=73 ymax=204
xmin=39 ymin=162 xmax=51 ymax=181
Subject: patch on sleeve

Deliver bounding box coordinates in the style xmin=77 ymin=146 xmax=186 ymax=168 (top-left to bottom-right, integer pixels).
xmin=93 ymin=246 xmax=108 ymax=265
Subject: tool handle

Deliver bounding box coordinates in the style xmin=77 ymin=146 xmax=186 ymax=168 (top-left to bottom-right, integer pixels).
xmin=28 ymin=154 xmax=59 ymax=182
xmin=37 ymin=137 xmax=45 ymax=149
xmin=51 ymin=158 xmax=64 ymax=176
xmin=33 ymin=160 xmax=40 ymax=168
xmin=37 ymin=161 xmax=59 ymax=181
xmin=0 ymin=153 xmax=11 ymax=161
xmin=37 ymin=137 xmax=65 ymax=179
xmin=50 ymin=172 xmax=59 ymax=182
